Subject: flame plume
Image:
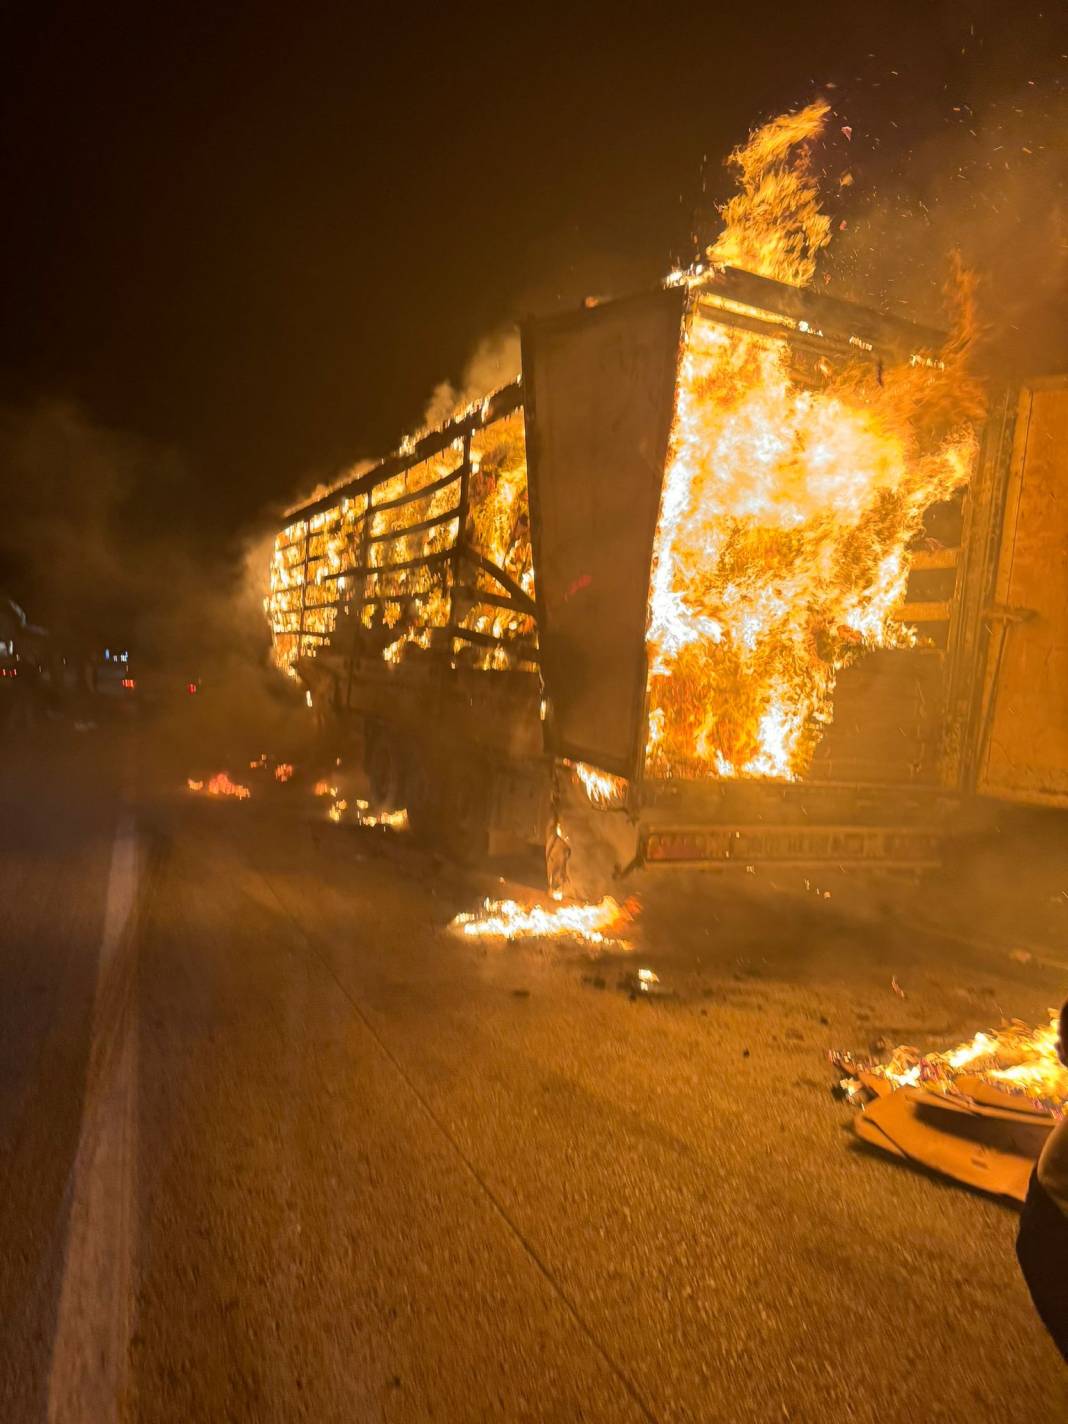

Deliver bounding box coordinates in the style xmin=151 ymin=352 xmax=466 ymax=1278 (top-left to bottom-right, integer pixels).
xmin=647 ymin=105 xmax=984 ymax=781
xmin=707 ymin=99 xmax=832 ymax=287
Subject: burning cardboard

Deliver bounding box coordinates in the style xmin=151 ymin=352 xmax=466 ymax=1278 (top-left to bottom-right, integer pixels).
xmin=834 ymin=1013 xmax=1065 ymax=1199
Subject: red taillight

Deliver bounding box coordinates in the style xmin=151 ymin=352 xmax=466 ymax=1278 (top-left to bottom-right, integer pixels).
xmin=187 ymin=682 xmax=197 ymax=694
xmin=121 ymin=677 xmax=136 ymax=690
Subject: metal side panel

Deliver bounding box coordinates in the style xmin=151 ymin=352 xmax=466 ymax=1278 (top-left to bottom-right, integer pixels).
xmin=977 ymin=377 xmax=1068 ymax=806
xmin=521 ymin=287 xmax=685 ymax=779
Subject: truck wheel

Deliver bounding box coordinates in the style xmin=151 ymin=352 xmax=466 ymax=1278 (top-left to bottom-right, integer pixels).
xmin=365 ymin=726 xmax=404 ymax=813
xmin=444 ymin=766 xmax=490 ymax=864
xmin=404 ymin=748 xmax=445 ymax=845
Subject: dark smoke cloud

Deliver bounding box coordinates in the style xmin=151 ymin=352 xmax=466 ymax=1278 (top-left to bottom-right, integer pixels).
xmin=0 ymin=399 xmax=269 ymax=669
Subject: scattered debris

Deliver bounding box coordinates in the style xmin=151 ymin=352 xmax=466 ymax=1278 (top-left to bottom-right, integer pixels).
xmin=618 ymin=966 xmax=665 ymax=999
xmin=891 ymin=976 xmax=907 ymax=998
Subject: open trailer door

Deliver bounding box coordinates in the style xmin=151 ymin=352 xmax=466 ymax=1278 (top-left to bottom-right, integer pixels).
xmin=976 ymin=377 xmax=1068 ymax=807
xmin=521 ymin=287 xmax=685 ymax=780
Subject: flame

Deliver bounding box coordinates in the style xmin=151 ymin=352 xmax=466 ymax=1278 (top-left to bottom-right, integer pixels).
xmin=841 ymin=1013 xmax=1067 ymax=1113
xmin=187 ymin=772 xmax=251 ymax=800
xmin=450 ymin=895 xmax=636 ymax=948
xmin=273 ymin=762 xmax=294 ymax=783
xmin=265 ymin=401 xmax=535 ymax=677
xmin=567 ymin=760 xmax=628 ymax=809
xmin=707 ymin=99 xmax=832 ymax=287
xmin=313 ymin=779 xmax=336 ymax=797
xmin=646 ymin=105 xmax=983 ymax=781
xmin=354 ymin=802 xmax=409 ymax=830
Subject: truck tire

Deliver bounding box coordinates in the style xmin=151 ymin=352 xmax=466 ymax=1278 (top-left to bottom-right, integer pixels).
xmin=404 ymin=748 xmax=489 ymax=863
xmin=365 ymin=725 xmax=405 ymax=813
xmin=442 ymin=762 xmax=490 ymax=864
xmin=404 ymin=746 xmax=446 ymax=845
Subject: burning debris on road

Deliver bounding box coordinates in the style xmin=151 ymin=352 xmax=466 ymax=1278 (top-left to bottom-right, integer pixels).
xmin=186 ymin=772 xmax=252 ymax=800
xmin=450 ymin=895 xmax=637 ymax=949
xmin=834 ymin=1013 xmax=1066 ymax=1199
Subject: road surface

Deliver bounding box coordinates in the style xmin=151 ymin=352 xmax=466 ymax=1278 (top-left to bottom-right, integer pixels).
xmin=1 ymin=720 xmax=1066 ymax=1422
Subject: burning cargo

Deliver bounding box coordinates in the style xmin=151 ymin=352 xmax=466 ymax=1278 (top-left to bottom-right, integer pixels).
xmin=266 ymin=104 xmax=1068 ymax=891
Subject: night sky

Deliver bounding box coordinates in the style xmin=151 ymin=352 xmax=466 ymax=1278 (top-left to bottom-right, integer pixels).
xmin=1 ymin=3 xmax=1064 ymax=637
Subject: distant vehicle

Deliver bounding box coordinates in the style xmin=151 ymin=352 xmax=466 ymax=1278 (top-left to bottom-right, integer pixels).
xmin=92 ymin=649 xmax=139 ymax=707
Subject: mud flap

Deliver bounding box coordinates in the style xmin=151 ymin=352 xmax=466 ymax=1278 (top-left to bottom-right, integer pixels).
xmin=548 ymin=762 xmax=640 ymax=901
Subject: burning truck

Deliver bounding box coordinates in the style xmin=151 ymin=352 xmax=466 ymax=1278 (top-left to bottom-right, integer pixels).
xmin=266 ymin=104 xmax=1068 ymax=895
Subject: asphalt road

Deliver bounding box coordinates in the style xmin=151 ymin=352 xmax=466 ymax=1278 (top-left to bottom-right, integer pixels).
xmin=2 ymin=720 xmax=1066 ymax=1422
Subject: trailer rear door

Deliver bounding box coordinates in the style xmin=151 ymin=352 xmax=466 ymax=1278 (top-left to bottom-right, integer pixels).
xmin=977 ymin=378 xmax=1068 ymax=806
xmin=522 ymin=288 xmax=685 ymax=779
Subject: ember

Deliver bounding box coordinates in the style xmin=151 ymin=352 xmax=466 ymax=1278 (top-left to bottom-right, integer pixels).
xmin=187 ymin=772 xmax=252 ymax=800
xmin=450 ymin=895 xmax=636 ymax=948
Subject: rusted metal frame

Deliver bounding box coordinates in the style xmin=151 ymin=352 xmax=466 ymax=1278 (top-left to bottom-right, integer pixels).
xmin=369 ymin=465 xmax=462 ymax=515
xmin=896 ymin=600 xmax=953 ymax=624
xmin=700 ymin=267 xmax=945 ymax=358
xmin=366 ymin=505 xmax=459 ymax=545
xmin=909 ymin=547 xmax=959 ymax=571
xmin=463 ymin=588 xmax=535 ymax=616
xmin=346 ymin=508 xmax=373 ymax=712
xmin=360 ymin=547 xmax=454 ymax=578
xmin=446 ymin=434 xmax=473 ymax=663
xmin=458 ymin=545 xmax=536 ymax=616
xmin=283 ymin=380 xmax=523 ymax=527
xmin=694 ymin=299 xmax=879 ymax=365
xmin=297 ymin=520 xmax=311 ymax=658
xmin=452 ymin=625 xmax=540 ymax=662
xmin=944 ymin=388 xmax=1019 ymax=791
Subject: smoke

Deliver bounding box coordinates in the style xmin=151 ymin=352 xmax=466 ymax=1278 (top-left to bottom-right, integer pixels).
xmin=0 ymin=398 xmax=276 ymax=675
xmin=0 ymin=399 xmax=174 ymax=641
xmin=824 ymin=81 xmax=1067 ymax=375
xmin=421 ymin=328 xmax=521 ymax=430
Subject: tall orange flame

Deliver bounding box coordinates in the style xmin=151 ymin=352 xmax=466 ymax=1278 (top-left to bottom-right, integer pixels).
xmin=647 ymin=105 xmax=984 ymax=781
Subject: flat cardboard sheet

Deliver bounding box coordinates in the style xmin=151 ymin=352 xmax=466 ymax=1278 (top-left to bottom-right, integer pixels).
xmin=855 ymin=1090 xmax=1041 ymax=1201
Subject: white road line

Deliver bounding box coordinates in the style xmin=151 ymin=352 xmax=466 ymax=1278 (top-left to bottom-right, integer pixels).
xmin=47 ymin=810 xmax=139 ymax=1424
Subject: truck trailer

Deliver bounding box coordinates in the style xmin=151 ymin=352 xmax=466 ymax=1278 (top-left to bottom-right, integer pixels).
xmin=267 ymin=270 xmax=1068 ymax=896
